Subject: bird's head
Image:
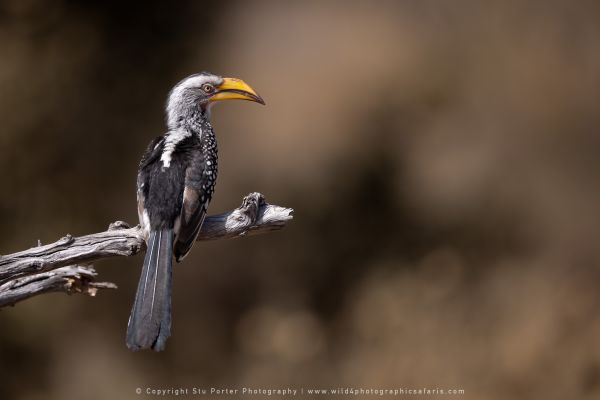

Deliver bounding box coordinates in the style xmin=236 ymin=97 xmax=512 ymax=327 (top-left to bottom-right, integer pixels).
xmin=166 ymin=72 xmax=264 ymax=129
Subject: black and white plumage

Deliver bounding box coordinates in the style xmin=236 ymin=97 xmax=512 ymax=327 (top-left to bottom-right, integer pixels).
xmin=126 ymin=72 xmax=264 ymax=351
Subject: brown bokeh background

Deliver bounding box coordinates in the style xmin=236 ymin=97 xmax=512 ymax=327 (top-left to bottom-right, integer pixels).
xmin=1 ymin=0 xmax=600 ymax=399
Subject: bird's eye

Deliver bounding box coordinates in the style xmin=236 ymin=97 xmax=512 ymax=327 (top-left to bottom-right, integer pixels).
xmin=201 ymin=84 xmax=215 ymax=94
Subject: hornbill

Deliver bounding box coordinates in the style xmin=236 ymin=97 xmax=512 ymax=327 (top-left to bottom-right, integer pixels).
xmin=126 ymin=72 xmax=265 ymax=351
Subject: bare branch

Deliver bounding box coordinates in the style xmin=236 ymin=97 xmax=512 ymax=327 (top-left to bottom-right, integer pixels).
xmin=0 ymin=193 xmax=292 ymax=307
xmin=0 ymin=265 xmax=117 ymax=307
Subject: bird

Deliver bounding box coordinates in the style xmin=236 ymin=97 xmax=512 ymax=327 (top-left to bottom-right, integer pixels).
xmin=126 ymin=72 xmax=265 ymax=351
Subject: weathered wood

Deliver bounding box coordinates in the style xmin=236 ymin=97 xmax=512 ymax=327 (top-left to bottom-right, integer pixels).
xmin=0 ymin=265 xmax=117 ymax=307
xmin=0 ymin=193 xmax=292 ymax=307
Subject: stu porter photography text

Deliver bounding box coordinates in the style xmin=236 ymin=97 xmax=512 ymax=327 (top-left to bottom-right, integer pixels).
xmin=138 ymin=386 xmax=465 ymax=396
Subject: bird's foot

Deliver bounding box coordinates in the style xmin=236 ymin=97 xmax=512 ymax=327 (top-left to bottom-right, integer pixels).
xmin=108 ymin=221 xmax=132 ymax=231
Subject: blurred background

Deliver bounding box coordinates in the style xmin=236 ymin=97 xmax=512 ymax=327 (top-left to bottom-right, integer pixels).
xmin=1 ymin=0 xmax=600 ymax=399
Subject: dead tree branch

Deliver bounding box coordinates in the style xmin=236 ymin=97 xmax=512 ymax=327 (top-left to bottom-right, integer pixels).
xmin=0 ymin=192 xmax=293 ymax=307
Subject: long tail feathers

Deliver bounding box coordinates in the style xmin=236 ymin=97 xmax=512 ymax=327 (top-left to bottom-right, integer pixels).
xmin=126 ymin=229 xmax=173 ymax=351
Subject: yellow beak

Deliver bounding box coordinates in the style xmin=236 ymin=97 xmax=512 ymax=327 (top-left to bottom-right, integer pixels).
xmin=210 ymin=77 xmax=265 ymax=105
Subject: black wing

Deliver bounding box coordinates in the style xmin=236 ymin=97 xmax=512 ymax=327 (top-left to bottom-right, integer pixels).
xmin=173 ymin=186 xmax=207 ymax=262
xmin=173 ymin=149 xmax=213 ymax=262
xmin=137 ymin=136 xmax=164 ymax=234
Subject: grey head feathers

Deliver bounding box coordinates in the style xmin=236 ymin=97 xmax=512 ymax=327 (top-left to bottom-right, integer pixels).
xmin=166 ymin=72 xmax=224 ymax=130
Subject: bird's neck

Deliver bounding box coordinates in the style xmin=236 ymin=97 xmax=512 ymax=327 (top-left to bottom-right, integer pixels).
xmin=167 ymin=106 xmax=209 ymax=131
xmin=160 ymin=110 xmax=213 ymax=168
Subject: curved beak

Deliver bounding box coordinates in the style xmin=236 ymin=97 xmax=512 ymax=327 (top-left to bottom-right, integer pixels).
xmin=210 ymin=77 xmax=265 ymax=105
